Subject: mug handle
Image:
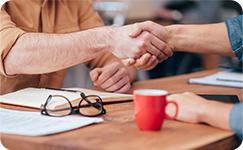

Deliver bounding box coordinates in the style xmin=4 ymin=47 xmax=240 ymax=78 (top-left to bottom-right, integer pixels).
xmin=165 ymin=101 xmax=178 ymax=120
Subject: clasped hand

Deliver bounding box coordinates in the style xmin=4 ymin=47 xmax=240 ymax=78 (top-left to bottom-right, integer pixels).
xmin=111 ymin=21 xmax=173 ymax=71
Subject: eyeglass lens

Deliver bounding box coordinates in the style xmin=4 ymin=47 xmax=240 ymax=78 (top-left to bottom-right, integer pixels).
xmin=46 ymin=96 xmax=71 ymax=116
xmin=79 ymin=96 xmax=102 ymax=116
xmin=45 ymin=95 xmax=103 ymax=116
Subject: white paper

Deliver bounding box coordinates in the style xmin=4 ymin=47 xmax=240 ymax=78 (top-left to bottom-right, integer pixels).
xmin=0 ymin=108 xmax=103 ymax=136
xmin=216 ymin=69 xmax=243 ymax=82
xmin=189 ymin=72 xmax=243 ymax=88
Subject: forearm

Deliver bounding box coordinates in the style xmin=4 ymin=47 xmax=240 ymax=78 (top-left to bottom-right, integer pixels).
xmin=4 ymin=27 xmax=112 ymax=75
xmin=199 ymin=100 xmax=234 ymax=131
xmin=166 ymin=22 xmax=235 ymax=57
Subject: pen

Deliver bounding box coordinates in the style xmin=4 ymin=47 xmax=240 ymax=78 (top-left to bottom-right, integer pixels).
xmin=41 ymin=88 xmax=81 ymax=93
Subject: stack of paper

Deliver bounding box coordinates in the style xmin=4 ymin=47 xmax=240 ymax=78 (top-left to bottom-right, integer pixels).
xmin=216 ymin=69 xmax=243 ymax=82
xmin=0 ymin=108 xmax=103 ymax=136
xmin=189 ymin=69 xmax=243 ymax=88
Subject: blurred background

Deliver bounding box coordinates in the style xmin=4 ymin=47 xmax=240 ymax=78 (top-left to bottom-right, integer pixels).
xmin=62 ymin=0 xmax=242 ymax=88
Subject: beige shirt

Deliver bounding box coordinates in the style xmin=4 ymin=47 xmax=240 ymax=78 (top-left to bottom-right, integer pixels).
xmin=0 ymin=0 xmax=115 ymax=95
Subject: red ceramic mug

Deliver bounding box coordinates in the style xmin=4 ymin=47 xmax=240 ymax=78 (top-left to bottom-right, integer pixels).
xmin=133 ymin=89 xmax=178 ymax=131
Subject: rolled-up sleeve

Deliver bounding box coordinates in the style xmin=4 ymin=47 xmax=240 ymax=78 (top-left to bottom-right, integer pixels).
xmin=229 ymin=103 xmax=243 ymax=140
xmin=0 ymin=4 xmax=25 ymax=76
xmin=225 ymin=15 xmax=243 ymax=61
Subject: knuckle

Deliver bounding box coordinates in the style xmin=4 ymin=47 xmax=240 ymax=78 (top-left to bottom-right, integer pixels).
xmin=140 ymin=59 xmax=147 ymax=66
xmin=125 ymin=76 xmax=130 ymax=82
xmin=138 ymin=41 xmax=148 ymax=50
xmin=170 ymin=51 xmax=174 ymax=57
xmin=156 ymin=51 xmax=162 ymax=57
xmin=143 ymin=32 xmax=151 ymax=40
xmin=184 ymin=92 xmax=193 ymax=95
xmin=124 ymin=83 xmax=131 ymax=92
xmin=159 ymin=53 xmax=168 ymax=60
xmin=163 ymin=56 xmax=168 ymax=60
xmin=143 ymin=31 xmax=150 ymax=36
xmin=108 ymin=78 xmax=115 ymax=85
xmin=121 ymin=68 xmax=128 ymax=75
xmin=113 ymin=84 xmax=120 ymax=91
xmin=106 ymin=70 xmax=113 ymax=76
xmin=145 ymin=20 xmax=153 ymax=26
xmin=113 ymin=62 xmax=121 ymax=68
xmin=100 ymin=84 xmax=105 ymax=89
xmin=134 ymin=23 xmax=139 ymax=28
xmin=160 ymin=43 xmax=166 ymax=50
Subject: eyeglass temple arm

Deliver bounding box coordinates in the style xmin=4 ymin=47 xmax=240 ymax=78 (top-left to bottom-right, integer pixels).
xmin=81 ymin=93 xmax=102 ymax=110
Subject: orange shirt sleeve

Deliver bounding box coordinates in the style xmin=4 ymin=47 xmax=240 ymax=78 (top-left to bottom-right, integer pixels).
xmin=0 ymin=4 xmax=25 ymax=76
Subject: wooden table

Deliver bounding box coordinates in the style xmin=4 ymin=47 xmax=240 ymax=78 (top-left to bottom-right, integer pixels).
xmin=1 ymin=69 xmax=242 ymax=150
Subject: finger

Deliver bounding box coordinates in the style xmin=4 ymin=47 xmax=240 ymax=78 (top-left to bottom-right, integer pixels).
xmin=138 ymin=32 xmax=162 ymax=59
xmin=154 ymin=40 xmax=173 ymax=58
xmin=114 ymin=82 xmax=131 ymax=94
xmin=140 ymin=55 xmax=156 ymax=70
xmin=143 ymin=56 xmax=159 ymax=71
xmin=122 ymin=58 xmax=136 ymax=67
xmin=133 ymin=54 xmax=157 ymax=70
xmin=94 ymin=65 xmax=118 ymax=86
xmin=149 ymin=34 xmax=173 ymax=59
xmin=89 ymin=68 xmax=102 ymax=82
xmin=166 ymin=94 xmax=180 ymax=101
xmin=105 ymin=76 xmax=130 ymax=93
xmin=132 ymin=53 xmax=151 ymax=69
xmin=128 ymin=21 xmax=168 ymax=42
xmin=139 ymin=31 xmax=169 ymax=60
xmin=99 ymin=67 xmax=128 ymax=89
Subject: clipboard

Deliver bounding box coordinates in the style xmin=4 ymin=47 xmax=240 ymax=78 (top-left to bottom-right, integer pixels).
xmin=198 ymin=94 xmax=240 ymax=104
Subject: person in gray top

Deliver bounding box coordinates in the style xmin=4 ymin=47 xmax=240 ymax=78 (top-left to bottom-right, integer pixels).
xmin=123 ymin=15 xmax=242 ymax=140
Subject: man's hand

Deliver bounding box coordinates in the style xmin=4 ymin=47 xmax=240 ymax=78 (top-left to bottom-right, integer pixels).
xmin=128 ymin=21 xmax=171 ymax=44
xmin=122 ymin=53 xmax=159 ymax=71
xmin=89 ymin=62 xmax=131 ymax=93
xmin=109 ymin=24 xmax=173 ymax=61
xmin=121 ymin=21 xmax=173 ymax=70
xmin=166 ymin=92 xmax=208 ymax=123
xmin=166 ymin=92 xmax=233 ymax=131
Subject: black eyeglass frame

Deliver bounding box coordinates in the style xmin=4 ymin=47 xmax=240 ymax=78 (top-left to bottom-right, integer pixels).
xmin=40 ymin=92 xmax=106 ymax=117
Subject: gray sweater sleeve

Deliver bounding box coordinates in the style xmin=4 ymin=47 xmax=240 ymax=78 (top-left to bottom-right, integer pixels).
xmin=229 ymin=103 xmax=243 ymax=140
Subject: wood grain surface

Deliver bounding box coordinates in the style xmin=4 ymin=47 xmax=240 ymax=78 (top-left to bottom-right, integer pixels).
xmin=1 ymin=69 xmax=242 ymax=150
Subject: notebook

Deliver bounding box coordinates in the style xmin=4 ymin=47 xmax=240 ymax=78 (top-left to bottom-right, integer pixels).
xmin=0 ymin=88 xmax=134 ymax=109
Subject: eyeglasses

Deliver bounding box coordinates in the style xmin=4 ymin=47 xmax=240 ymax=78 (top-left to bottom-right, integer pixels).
xmin=40 ymin=92 xmax=106 ymax=117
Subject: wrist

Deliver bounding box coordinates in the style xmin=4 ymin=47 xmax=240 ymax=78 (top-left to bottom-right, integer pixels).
xmin=103 ymin=26 xmax=116 ymax=53
xmin=197 ymin=100 xmax=234 ymax=130
xmin=164 ymin=25 xmax=178 ymax=52
xmin=79 ymin=27 xmax=112 ymax=54
xmin=196 ymin=100 xmax=212 ymax=123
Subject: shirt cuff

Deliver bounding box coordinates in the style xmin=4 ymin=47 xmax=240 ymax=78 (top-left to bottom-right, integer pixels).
xmin=229 ymin=102 xmax=243 ymax=140
xmin=225 ymin=15 xmax=243 ymax=61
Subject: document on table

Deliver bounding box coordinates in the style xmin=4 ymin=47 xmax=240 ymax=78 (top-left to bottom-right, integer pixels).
xmin=216 ymin=69 xmax=243 ymax=82
xmin=0 ymin=108 xmax=103 ymax=136
xmin=189 ymin=69 xmax=243 ymax=88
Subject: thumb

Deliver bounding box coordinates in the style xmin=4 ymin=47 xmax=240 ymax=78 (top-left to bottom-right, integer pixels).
xmin=128 ymin=21 xmax=154 ymax=38
xmin=90 ymin=68 xmax=102 ymax=82
xmin=128 ymin=23 xmax=142 ymax=38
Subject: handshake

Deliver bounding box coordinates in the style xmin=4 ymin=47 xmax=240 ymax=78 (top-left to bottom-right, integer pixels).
xmin=109 ymin=21 xmax=174 ymax=71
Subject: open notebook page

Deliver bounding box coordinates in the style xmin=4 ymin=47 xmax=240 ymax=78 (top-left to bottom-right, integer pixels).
xmin=0 ymin=88 xmax=134 ymax=109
